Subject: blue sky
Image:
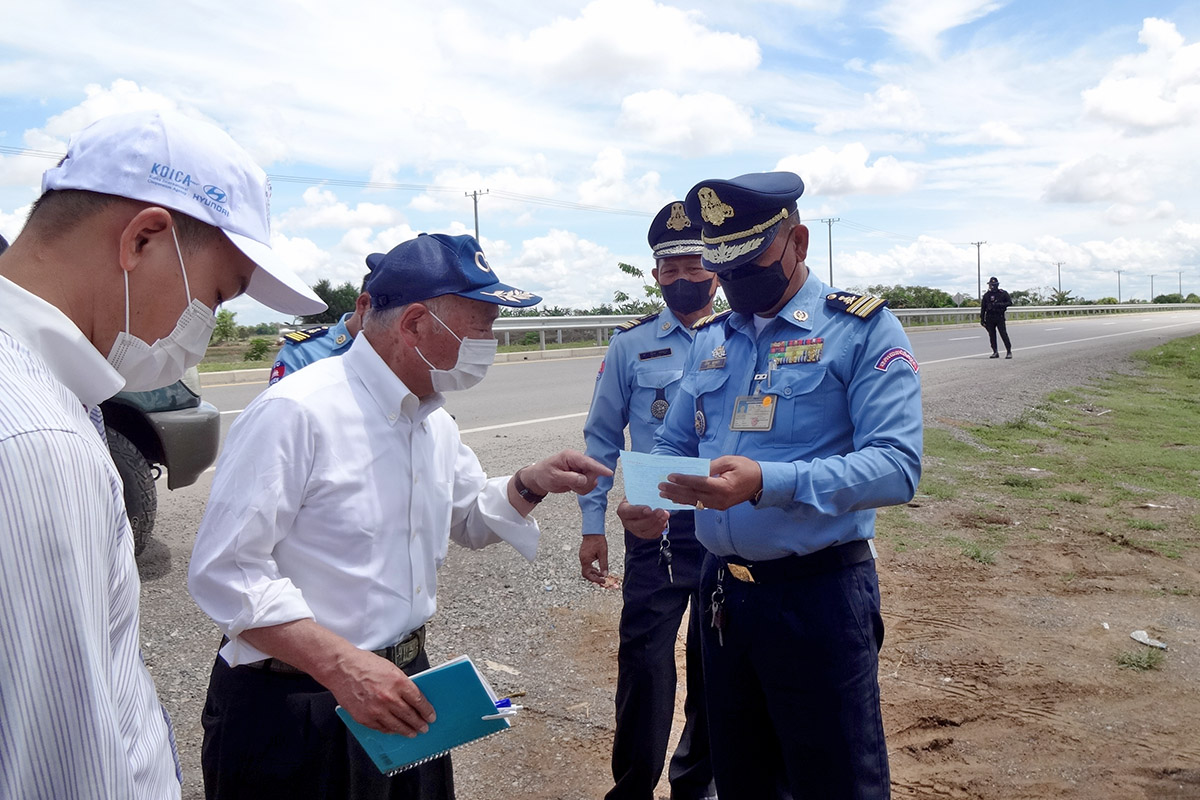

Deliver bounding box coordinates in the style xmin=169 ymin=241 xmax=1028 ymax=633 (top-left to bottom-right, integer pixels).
xmin=2 ymin=0 xmax=1199 ymax=322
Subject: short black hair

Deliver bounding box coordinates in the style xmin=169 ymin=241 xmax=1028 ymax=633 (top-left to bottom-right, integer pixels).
xmin=26 ymin=188 xmax=223 ymax=254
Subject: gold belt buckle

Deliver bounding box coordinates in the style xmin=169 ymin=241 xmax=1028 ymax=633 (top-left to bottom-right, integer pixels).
xmin=727 ymin=563 xmax=755 ymax=583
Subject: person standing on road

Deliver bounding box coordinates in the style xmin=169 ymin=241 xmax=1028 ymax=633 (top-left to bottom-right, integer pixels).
xmin=188 ymin=233 xmax=611 ymax=800
xmin=579 ymin=201 xmax=719 ymax=800
xmin=618 ymin=171 xmax=923 ymax=799
xmin=0 ymin=110 xmax=325 ymax=800
xmin=981 ymin=276 xmax=1013 ymax=358
xmin=268 ymin=271 xmax=372 ymax=385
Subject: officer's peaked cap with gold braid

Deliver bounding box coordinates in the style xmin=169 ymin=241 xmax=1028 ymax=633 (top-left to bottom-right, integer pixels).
xmin=683 ymin=172 xmax=804 ymax=273
xmin=648 ymin=200 xmax=704 ymax=260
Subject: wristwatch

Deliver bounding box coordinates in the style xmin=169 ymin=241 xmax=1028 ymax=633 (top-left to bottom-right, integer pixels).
xmin=513 ymin=468 xmax=547 ymax=505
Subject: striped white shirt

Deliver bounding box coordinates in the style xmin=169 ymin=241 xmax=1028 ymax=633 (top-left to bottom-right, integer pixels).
xmin=0 ymin=276 xmax=180 ymax=799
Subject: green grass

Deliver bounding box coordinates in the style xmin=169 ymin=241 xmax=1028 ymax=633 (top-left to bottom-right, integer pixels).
xmin=1058 ymin=491 xmax=1088 ymax=504
xmin=1128 ymin=519 xmax=1167 ymax=531
xmin=1116 ymin=648 xmax=1165 ymax=671
xmin=948 ymin=537 xmax=998 ymax=565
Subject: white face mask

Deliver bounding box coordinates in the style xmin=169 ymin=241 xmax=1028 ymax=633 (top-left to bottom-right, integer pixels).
xmin=415 ymin=308 xmax=497 ymax=393
xmin=107 ymin=227 xmax=217 ymax=391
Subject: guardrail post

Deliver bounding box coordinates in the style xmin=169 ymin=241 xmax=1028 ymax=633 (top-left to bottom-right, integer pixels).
xmin=557 ymin=329 xmax=563 ymax=345
xmin=539 ymin=330 xmax=546 ymax=350
xmin=504 ymin=331 xmax=510 ymax=346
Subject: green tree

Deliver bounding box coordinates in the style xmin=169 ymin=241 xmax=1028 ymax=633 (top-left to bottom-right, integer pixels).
xmin=1187 ymin=293 xmax=1200 ymax=304
xmin=613 ymin=262 xmax=663 ymax=315
xmin=301 ymin=279 xmax=360 ymax=324
xmin=243 ymin=338 xmax=272 ymax=361
xmin=866 ymin=284 xmax=955 ymax=309
xmin=211 ymin=308 xmax=237 ymax=344
xmin=1050 ymin=289 xmax=1076 ymax=305
xmin=1153 ymin=293 xmax=1184 ymax=304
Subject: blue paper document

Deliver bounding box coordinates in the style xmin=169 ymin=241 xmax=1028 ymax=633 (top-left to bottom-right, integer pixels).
xmin=336 ymin=655 xmax=511 ymax=775
xmin=619 ymin=450 xmax=712 ymax=511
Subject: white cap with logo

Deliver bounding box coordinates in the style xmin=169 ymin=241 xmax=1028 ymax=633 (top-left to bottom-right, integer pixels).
xmin=41 ymin=109 xmax=326 ymax=316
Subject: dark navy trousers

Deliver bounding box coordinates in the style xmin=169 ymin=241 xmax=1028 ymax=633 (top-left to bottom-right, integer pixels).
xmin=608 ymin=512 xmax=715 ymax=800
xmin=698 ymin=552 xmax=890 ymax=800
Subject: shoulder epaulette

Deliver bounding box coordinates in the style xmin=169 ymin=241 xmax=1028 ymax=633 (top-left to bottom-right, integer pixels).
xmin=825 ymin=292 xmax=888 ymax=320
xmin=614 ymin=312 xmax=660 ymax=334
xmin=691 ymin=309 xmax=732 ymax=330
xmin=283 ymin=326 xmax=330 ymax=344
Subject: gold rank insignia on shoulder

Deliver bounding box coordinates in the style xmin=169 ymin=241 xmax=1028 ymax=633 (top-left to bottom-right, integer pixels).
xmin=691 ymin=310 xmax=732 ymax=330
xmin=616 ymin=312 xmax=659 ymax=333
xmin=697 ymin=187 xmax=734 ymax=226
xmin=283 ymin=327 xmax=329 ymax=344
xmin=825 ymin=292 xmax=888 ymax=320
xmin=666 ymin=202 xmax=692 ymax=231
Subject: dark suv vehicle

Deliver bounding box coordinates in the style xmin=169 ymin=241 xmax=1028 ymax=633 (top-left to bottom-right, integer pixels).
xmin=100 ymin=366 xmax=219 ymax=554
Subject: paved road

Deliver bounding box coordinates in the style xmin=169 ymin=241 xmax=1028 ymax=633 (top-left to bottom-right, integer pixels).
xmin=201 ymin=310 xmax=1200 ymax=442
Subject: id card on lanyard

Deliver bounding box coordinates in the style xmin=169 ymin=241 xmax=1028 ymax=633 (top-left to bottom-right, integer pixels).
xmin=730 ymin=367 xmax=775 ymax=432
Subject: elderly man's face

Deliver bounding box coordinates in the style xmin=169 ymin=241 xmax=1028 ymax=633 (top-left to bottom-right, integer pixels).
xmin=653 ymin=255 xmax=713 ymax=287
xmin=419 ymin=296 xmax=499 ymax=371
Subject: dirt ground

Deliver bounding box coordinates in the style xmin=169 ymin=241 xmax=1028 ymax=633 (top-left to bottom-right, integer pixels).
xmin=448 ymin=473 xmax=1200 ymax=800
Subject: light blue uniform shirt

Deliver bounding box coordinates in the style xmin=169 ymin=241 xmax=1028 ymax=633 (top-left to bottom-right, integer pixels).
xmin=579 ymin=308 xmax=696 ymax=535
xmin=653 ymin=276 xmax=923 ymax=561
xmin=269 ymin=312 xmax=355 ymax=385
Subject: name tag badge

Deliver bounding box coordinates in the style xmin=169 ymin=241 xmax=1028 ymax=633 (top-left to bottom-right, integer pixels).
xmin=638 ymin=347 xmax=672 ymax=361
xmin=730 ymin=395 xmax=776 ymax=431
xmin=699 ymin=357 xmax=726 ymax=370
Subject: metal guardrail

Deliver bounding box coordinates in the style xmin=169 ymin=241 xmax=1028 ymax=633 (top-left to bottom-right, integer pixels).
xmin=491 ymin=304 xmax=1200 ymax=348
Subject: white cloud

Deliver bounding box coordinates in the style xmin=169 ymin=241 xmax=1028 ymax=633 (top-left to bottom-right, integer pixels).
xmin=1083 ymin=18 xmax=1200 ymax=134
xmin=938 ymin=120 xmax=1025 ymax=146
xmin=577 ymin=148 xmax=668 ymax=210
xmin=777 ymin=143 xmax=921 ymax=196
xmin=511 ymin=0 xmax=760 ymax=87
xmin=872 ymin=0 xmax=1006 ymax=58
xmin=500 ymin=229 xmax=630 ymax=310
xmin=815 ymin=84 xmax=925 ymax=134
xmin=278 ymin=187 xmax=406 ymax=232
xmin=1042 ymin=155 xmax=1151 ymax=204
xmin=618 ymin=91 xmax=754 ymax=156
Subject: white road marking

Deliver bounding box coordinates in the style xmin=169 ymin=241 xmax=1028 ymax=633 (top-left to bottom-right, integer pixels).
xmin=1044 ymin=327 xmax=1064 ymax=331
xmin=460 ymin=412 xmax=588 ymax=435
xmin=949 ymin=336 xmax=979 ymax=341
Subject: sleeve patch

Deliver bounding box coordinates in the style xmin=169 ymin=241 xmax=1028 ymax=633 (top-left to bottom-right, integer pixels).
xmin=269 ymin=362 xmax=287 ymax=385
xmin=874 ymin=347 xmax=919 ymax=374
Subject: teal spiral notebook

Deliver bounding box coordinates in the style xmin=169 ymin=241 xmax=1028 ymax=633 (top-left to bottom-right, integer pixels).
xmin=336 ymin=655 xmax=512 ymax=776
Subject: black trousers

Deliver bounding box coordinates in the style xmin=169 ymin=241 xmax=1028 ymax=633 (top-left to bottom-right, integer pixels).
xmin=608 ymin=512 xmax=715 ymax=800
xmin=201 ymin=647 xmax=454 ymax=800
xmin=698 ymin=553 xmax=890 ymax=800
xmin=984 ymin=319 xmax=1011 ymax=354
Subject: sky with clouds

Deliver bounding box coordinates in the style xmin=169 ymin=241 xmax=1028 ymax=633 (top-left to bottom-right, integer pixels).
xmin=2 ymin=0 xmax=1199 ymax=321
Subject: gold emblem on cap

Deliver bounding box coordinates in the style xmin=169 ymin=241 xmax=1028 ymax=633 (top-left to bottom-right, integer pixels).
xmin=475 ymin=251 xmax=492 ymax=273
xmin=666 ymin=202 xmax=692 ymax=231
xmin=792 ymin=310 xmax=808 ymax=322
xmin=697 ymin=187 xmax=734 ymax=226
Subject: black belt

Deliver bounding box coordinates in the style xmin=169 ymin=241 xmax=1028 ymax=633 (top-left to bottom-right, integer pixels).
xmin=237 ymin=625 xmax=426 ymax=676
xmin=721 ymin=540 xmax=873 ymax=584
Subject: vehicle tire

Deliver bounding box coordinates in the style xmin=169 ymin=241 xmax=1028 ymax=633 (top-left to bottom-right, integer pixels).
xmin=105 ymin=426 xmax=157 ymax=555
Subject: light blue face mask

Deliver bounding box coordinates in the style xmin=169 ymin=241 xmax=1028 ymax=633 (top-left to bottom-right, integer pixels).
xmin=415 ymin=308 xmax=498 ymax=392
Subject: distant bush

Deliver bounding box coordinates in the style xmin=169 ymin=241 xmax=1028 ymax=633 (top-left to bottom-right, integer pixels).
xmin=244 ymin=338 xmax=272 ymax=361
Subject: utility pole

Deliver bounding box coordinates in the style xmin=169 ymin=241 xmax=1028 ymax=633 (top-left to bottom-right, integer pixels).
xmin=1054 ymin=261 xmax=1064 ymax=294
xmin=1150 ymin=274 xmax=1155 ymax=302
xmin=465 ymin=189 xmax=489 ymax=241
xmin=819 ymin=218 xmax=839 ymax=285
xmin=1116 ymin=269 xmax=1123 ymax=303
xmin=1180 ymin=271 xmax=1184 ymax=296
xmin=972 ymin=241 xmax=986 ymax=300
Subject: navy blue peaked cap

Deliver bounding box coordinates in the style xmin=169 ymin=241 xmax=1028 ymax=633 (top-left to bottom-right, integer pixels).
xmin=684 ymin=172 xmax=805 ymax=272
xmin=647 ymin=200 xmax=703 ymax=260
xmin=365 ymin=233 xmax=541 ymax=310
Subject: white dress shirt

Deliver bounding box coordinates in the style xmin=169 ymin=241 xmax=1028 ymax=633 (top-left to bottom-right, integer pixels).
xmin=188 ymin=332 xmax=540 ymax=667
xmin=0 ymin=276 xmax=180 ymax=799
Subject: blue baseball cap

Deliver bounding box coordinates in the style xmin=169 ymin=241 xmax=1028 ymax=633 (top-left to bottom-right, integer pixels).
xmin=365 ymin=233 xmax=542 ymax=309
xmin=647 ymin=201 xmax=703 ymax=260
xmin=684 ymin=171 xmax=805 ymax=272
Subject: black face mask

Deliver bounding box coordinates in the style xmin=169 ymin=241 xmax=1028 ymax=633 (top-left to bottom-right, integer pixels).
xmin=718 ymin=255 xmax=791 ymax=315
xmin=661 ymin=276 xmax=715 ymax=315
